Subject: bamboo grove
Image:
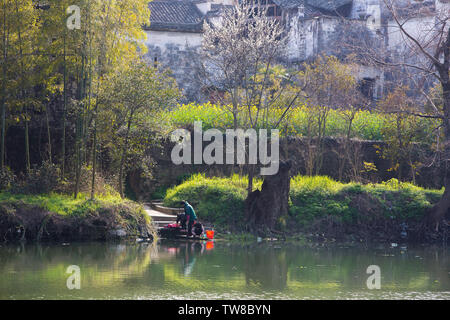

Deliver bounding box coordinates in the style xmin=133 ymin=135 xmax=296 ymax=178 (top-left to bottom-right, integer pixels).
xmin=0 ymin=1 xmax=179 ymax=198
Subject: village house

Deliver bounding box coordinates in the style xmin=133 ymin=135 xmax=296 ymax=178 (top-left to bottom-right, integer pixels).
xmin=143 ymin=0 xmax=450 ymax=102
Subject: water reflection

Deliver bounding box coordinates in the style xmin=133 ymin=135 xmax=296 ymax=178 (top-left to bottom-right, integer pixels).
xmin=244 ymin=246 xmax=288 ymax=290
xmin=160 ymin=241 xmax=206 ymax=276
xmin=0 ymin=241 xmax=448 ymax=299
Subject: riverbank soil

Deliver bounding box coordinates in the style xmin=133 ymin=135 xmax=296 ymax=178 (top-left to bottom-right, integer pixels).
xmin=0 ymin=200 xmax=154 ymax=242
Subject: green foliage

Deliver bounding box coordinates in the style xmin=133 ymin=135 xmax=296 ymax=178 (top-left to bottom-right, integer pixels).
xmin=0 ymin=190 xmax=142 ymax=218
xmin=289 ymin=176 xmax=354 ymax=226
xmin=13 ymin=161 xmax=60 ymax=194
xmin=0 ymin=0 xmax=161 ymax=199
xmin=0 ymin=167 xmax=16 ymax=191
xmin=150 ymin=185 xmax=170 ymax=200
xmin=164 ymin=174 xmax=261 ymax=228
xmin=376 ymin=87 xmax=434 ymax=181
xmin=299 ymin=55 xmax=361 ymax=109
xmin=364 ymin=178 xmax=443 ymax=220
xmin=289 ymin=176 xmax=443 ymax=226
xmin=165 ymin=103 xmax=437 ymax=142
xmin=98 ymin=59 xmax=180 ymax=196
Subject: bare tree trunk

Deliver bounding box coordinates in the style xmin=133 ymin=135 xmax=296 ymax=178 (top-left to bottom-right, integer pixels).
xmin=25 ymin=116 xmax=30 ymax=172
xmin=90 ymin=81 xmax=100 ymax=200
xmin=247 ymin=164 xmax=254 ymax=198
xmin=14 ymin=0 xmax=30 ymax=173
xmin=378 ymin=4 xmax=450 ymax=231
xmin=74 ymin=54 xmax=86 ymax=199
xmin=74 ymin=113 xmax=82 ymax=199
xmin=1 ymin=1 xmax=7 ymax=169
xmin=118 ymin=111 xmax=134 ymax=198
xmin=46 ymin=105 xmax=52 ymax=163
xmin=61 ymin=35 xmax=67 ymax=178
xmin=90 ymin=120 xmax=97 ymax=199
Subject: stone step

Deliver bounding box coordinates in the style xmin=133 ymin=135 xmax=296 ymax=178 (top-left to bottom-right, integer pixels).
xmin=151 ymin=214 xmax=177 ymax=222
xmin=153 ymin=220 xmax=176 ymax=226
xmin=145 ymin=202 xmax=183 ymax=215
xmin=153 ymin=204 xmax=184 ymax=215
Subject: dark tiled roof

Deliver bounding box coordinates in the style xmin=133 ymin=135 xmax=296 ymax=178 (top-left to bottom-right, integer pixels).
xmin=272 ymin=0 xmax=303 ymax=9
xmin=206 ymin=4 xmax=234 ymax=18
xmin=146 ymin=1 xmax=204 ymax=33
xmin=307 ymin=0 xmax=352 ymax=11
xmin=273 ymin=0 xmax=352 ymax=12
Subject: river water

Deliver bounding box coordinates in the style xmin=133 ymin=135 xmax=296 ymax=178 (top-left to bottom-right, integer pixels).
xmin=0 ymin=240 xmax=448 ymax=300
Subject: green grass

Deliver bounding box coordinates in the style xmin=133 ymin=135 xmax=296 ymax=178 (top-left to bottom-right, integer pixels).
xmin=0 ymin=191 xmax=155 ymax=242
xmin=164 ymin=174 xmax=262 ymax=228
xmin=0 ymin=191 xmax=147 ymax=221
xmin=289 ymin=176 xmax=442 ymax=227
xmin=163 ymin=174 xmax=443 ymax=231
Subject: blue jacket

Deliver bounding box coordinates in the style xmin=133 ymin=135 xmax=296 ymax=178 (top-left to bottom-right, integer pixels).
xmin=184 ymin=202 xmax=197 ymax=221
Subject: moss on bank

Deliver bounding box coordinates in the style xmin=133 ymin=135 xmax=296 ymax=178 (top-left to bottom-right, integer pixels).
xmin=164 ymin=174 xmax=443 ymax=242
xmin=0 ymin=192 xmax=155 ymax=242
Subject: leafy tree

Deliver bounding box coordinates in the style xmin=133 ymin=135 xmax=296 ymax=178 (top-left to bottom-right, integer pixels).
xmin=354 ymin=0 xmax=450 ymax=229
xmin=299 ymin=55 xmax=367 ymax=179
xmin=201 ymin=1 xmax=304 ymax=198
xmin=99 ymin=59 xmax=179 ymax=198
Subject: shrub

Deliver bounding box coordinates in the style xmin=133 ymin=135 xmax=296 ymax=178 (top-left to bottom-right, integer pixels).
xmin=164 ymin=174 xmax=253 ymax=228
xmin=288 ymin=176 xmax=442 ymax=226
xmin=163 ymin=174 xmax=442 ymax=232
xmin=0 ymin=167 xmax=16 ymax=191
xmin=13 ymin=161 xmax=61 ymax=194
xmin=55 ymin=165 xmax=118 ymax=197
xmin=165 ymin=103 xmax=438 ymax=143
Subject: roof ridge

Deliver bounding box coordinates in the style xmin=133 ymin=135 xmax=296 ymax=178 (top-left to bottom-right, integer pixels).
xmin=147 ymin=0 xmax=204 ymax=33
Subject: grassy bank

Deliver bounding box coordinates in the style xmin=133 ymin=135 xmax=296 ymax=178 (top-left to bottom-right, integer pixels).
xmin=288 ymin=176 xmax=442 ymax=225
xmin=0 ymin=192 xmax=155 ymax=242
xmin=164 ymin=174 xmax=443 ymax=241
xmin=164 ymin=174 xmax=260 ymax=227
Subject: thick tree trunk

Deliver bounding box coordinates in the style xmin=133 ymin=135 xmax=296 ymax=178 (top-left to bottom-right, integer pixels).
xmin=424 ymin=30 xmax=450 ymax=231
xmin=426 ymin=81 xmax=450 ymax=230
xmin=426 ymin=178 xmax=450 ymax=231
xmin=245 ymin=161 xmax=291 ymax=233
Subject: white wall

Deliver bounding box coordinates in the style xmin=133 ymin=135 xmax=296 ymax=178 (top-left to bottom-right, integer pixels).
xmin=387 ymin=15 xmax=436 ymax=54
xmin=144 ymin=30 xmax=203 ymax=51
xmin=286 ymin=16 xmax=340 ymax=62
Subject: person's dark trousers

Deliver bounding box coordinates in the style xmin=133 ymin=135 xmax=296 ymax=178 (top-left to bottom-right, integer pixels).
xmin=187 ymin=219 xmax=196 ymax=236
xmin=177 ymin=213 xmax=187 ymax=229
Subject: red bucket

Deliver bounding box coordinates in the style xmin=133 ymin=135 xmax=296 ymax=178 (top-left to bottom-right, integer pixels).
xmin=206 ymin=230 xmax=215 ymax=240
